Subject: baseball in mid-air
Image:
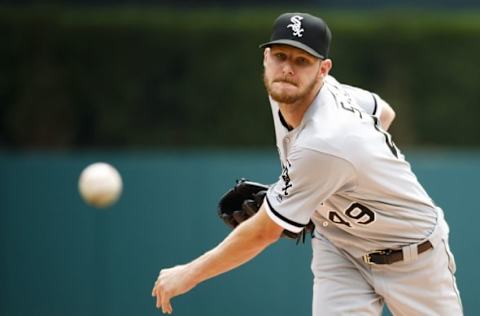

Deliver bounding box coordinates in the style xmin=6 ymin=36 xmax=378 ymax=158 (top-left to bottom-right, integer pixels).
xmin=78 ymin=162 xmax=123 ymax=208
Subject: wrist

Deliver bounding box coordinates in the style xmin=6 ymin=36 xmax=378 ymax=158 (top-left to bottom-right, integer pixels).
xmin=184 ymin=262 xmax=202 ymax=287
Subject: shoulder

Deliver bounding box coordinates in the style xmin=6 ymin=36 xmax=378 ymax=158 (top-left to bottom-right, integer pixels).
xmin=296 ymin=96 xmax=362 ymax=155
xmin=294 ymin=121 xmax=359 ymax=169
xmin=296 ymin=111 xmax=379 ymax=168
xmin=288 ymin=142 xmax=351 ymax=163
xmin=325 ymin=75 xmax=387 ymax=117
xmin=284 ymin=145 xmax=357 ymax=189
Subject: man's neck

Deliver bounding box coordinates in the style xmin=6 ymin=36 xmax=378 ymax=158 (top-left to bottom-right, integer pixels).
xmin=277 ymin=82 xmax=323 ymax=129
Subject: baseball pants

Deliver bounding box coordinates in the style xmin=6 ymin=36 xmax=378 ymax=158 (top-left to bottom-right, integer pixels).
xmin=311 ymin=230 xmax=463 ymax=315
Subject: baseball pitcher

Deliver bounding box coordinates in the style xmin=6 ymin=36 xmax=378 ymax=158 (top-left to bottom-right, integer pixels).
xmin=152 ymin=12 xmax=463 ymax=315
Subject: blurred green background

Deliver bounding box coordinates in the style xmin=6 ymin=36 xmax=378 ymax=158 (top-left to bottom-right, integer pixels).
xmin=1 ymin=2 xmax=479 ymax=316
xmin=2 ymin=8 xmax=480 ymax=149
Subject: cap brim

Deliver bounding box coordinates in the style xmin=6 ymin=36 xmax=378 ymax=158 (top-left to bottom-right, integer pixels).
xmin=259 ymin=39 xmax=324 ymax=59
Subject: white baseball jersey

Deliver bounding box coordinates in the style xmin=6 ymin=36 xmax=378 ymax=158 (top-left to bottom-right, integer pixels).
xmin=265 ymin=75 xmax=440 ymax=257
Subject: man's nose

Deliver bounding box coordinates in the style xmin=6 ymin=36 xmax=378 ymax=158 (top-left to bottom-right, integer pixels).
xmin=282 ymin=62 xmax=294 ymax=76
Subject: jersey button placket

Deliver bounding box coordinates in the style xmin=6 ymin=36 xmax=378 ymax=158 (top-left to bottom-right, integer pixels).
xmin=282 ymin=137 xmax=291 ymax=162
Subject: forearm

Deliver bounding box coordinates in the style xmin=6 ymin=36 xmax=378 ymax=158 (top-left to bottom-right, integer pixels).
xmin=152 ymin=206 xmax=283 ymax=314
xmin=187 ymin=209 xmax=280 ymax=286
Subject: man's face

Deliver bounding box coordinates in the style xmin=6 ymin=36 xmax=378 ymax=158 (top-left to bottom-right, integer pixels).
xmin=263 ymin=45 xmax=324 ymax=104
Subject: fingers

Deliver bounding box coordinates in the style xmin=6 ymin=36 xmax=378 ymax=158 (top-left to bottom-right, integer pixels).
xmin=152 ymin=279 xmax=162 ymax=308
xmin=253 ymin=190 xmax=267 ymax=206
xmin=161 ymin=295 xmax=173 ymax=314
xmin=232 ymin=210 xmax=248 ymax=223
xmin=156 ymin=289 xmax=162 ymax=309
xmin=221 ymin=213 xmax=238 ymax=228
xmin=152 ymin=282 xmax=174 ymax=314
xmin=152 ymin=277 xmax=159 ymax=297
xmin=241 ymin=200 xmax=258 ymax=217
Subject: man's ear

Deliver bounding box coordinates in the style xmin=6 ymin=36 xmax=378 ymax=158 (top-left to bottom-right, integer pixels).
xmin=318 ymin=58 xmax=332 ymax=79
xmin=263 ymin=48 xmax=270 ymax=67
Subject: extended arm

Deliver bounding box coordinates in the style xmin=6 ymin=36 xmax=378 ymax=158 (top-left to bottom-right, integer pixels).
xmin=151 ymin=203 xmax=284 ymax=314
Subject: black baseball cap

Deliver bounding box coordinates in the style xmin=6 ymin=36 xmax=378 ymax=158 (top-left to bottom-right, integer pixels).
xmin=259 ymin=13 xmax=331 ymax=59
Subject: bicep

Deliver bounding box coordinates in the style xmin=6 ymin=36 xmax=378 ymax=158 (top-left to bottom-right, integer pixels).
xmin=378 ymin=98 xmax=396 ymax=130
xmin=344 ymin=86 xmax=396 ymax=130
xmin=343 ymin=84 xmax=378 ymax=115
xmin=249 ymin=204 xmax=285 ymax=241
xmin=265 ymin=147 xmax=356 ymax=233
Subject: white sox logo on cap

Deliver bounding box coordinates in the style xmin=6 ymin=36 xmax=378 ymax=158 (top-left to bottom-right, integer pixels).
xmin=259 ymin=12 xmax=331 ymax=59
xmin=287 ymin=16 xmax=304 ymax=37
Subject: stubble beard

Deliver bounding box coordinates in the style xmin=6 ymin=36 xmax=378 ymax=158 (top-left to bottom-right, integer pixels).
xmin=263 ymin=72 xmax=318 ymax=105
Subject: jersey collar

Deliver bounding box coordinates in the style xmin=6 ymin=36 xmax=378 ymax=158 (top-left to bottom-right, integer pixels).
xmin=296 ymin=83 xmax=328 ymax=130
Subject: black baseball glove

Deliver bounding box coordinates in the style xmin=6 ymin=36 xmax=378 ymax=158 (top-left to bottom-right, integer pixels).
xmin=218 ymin=179 xmax=314 ymax=244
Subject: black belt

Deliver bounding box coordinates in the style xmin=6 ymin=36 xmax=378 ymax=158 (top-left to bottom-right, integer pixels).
xmin=362 ymin=240 xmax=433 ymax=265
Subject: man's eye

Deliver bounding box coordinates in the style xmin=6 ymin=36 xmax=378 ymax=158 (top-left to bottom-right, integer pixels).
xmin=275 ymin=53 xmax=287 ymax=61
xmin=296 ymin=57 xmax=309 ymax=65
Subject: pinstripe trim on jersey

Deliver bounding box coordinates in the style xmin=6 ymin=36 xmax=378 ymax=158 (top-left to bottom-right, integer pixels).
xmin=265 ymin=196 xmax=305 ymax=233
xmin=371 ymin=93 xmax=378 ymax=116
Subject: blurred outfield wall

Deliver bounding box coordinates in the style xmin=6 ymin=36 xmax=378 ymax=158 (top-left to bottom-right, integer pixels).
xmin=0 ymin=150 xmax=479 ymax=315
xmin=2 ymin=8 xmax=480 ymax=149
